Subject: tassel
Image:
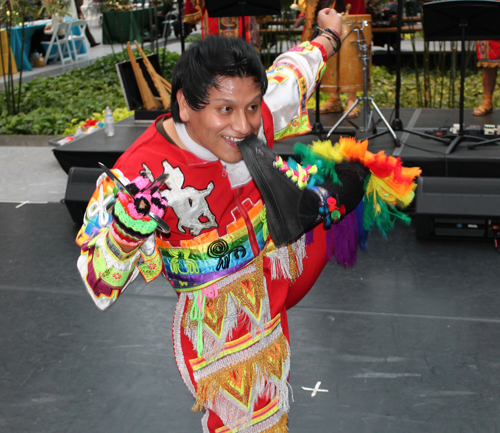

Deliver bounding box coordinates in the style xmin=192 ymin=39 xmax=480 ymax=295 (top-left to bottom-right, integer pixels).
xmin=190 ymin=284 xmax=219 ymax=357
xmin=355 ymin=201 xmax=368 ymax=250
xmin=190 ymin=291 xmax=206 ymax=357
xmin=325 ymin=226 xmax=334 ymax=262
xmin=333 ymin=211 xmax=359 ymax=267
xmin=305 ymin=228 xmax=315 ymax=246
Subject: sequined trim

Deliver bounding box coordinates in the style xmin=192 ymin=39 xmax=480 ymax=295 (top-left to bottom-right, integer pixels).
xmin=215 ymin=398 xmax=283 ymax=433
xmin=189 ymin=314 xmax=282 ymax=373
xmin=193 ymin=329 xmax=290 ymax=430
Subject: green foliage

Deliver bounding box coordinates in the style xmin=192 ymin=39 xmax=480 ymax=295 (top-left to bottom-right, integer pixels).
xmin=308 ymin=65 xmax=492 ymax=110
xmin=0 ymin=49 xmax=180 ymax=135
xmin=185 ymin=33 xmax=202 ymax=43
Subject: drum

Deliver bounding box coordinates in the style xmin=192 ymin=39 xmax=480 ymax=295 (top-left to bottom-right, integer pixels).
xmin=320 ymin=14 xmax=372 ymax=93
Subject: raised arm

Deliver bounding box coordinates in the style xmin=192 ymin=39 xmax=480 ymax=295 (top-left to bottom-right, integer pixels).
xmin=264 ymin=8 xmax=342 ymax=140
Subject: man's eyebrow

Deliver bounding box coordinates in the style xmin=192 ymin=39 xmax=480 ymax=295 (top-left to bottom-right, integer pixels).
xmin=212 ymin=95 xmax=262 ymax=103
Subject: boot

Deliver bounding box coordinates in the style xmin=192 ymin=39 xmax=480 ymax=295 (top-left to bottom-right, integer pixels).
xmin=237 ymin=135 xmax=369 ymax=246
xmin=237 ymin=135 xmax=421 ymax=246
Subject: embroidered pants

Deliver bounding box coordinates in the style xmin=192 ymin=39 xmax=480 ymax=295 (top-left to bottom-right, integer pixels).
xmin=172 ymin=224 xmax=329 ymax=433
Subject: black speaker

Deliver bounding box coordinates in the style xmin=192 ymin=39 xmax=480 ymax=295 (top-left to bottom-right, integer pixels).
xmin=415 ymin=177 xmax=500 ymax=240
xmin=64 ymin=167 xmax=104 ymax=224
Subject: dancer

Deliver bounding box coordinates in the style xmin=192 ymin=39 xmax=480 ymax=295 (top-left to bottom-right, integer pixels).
xmin=184 ymin=0 xmax=260 ymax=47
xmin=76 ymin=9 xmax=420 ymax=432
xmin=474 ymin=40 xmax=500 ymax=116
xmin=311 ymin=0 xmax=368 ymax=118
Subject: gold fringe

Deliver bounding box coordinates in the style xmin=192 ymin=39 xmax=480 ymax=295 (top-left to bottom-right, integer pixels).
xmin=183 ymin=254 xmax=265 ymax=333
xmin=184 ymin=8 xmax=202 ymax=25
xmin=261 ymin=413 xmax=288 ymax=433
xmin=193 ymin=333 xmax=289 ymax=412
xmin=286 ymin=244 xmax=298 ymax=284
xmin=477 ymin=61 xmax=500 ymax=68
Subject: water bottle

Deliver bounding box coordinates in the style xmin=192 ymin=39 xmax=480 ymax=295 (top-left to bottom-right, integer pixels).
xmin=104 ymin=106 xmax=115 ymax=137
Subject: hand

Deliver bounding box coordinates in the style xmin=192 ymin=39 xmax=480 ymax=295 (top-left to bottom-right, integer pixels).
xmin=112 ymin=175 xmax=168 ymax=239
xmin=317 ymin=8 xmax=341 ymax=36
xmin=121 ymin=174 xmax=168 ymax=221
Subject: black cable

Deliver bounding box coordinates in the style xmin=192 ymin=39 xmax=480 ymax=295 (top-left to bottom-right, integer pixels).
xmin=398 ymin=139 xmax=450 ymax=177
xmin=399 ymin=140 xmax=449 ymax=156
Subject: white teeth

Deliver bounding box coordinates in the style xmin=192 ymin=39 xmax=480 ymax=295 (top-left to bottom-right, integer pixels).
xmin=224 ymin=136 xmax=245 ymax=142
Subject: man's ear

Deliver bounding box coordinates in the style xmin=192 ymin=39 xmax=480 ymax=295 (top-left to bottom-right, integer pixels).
xmin=177 ymin=90 xmax=190 ymax=123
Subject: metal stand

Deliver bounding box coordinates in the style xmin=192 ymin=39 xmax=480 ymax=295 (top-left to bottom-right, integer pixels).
xmin=422 ymin=0 xmax=500 ymax=154
xmin=386 ymin=0 xmax=451 ymax=149
xmin=325 ymin=19 xmax=399 ymax=146
xmin=440 ymin=15 xmax=493 ymax=154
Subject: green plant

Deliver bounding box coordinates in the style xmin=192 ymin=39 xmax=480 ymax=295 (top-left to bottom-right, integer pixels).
xmin=308 ymin=65 xmax=491 ymax=110
xmin=0 ymin=0 xmax=68 ymax=115
xmin=0 ymin=48 xmax=180 ymax=135
xmin=185 ymin=33 xmax=201 ymax=43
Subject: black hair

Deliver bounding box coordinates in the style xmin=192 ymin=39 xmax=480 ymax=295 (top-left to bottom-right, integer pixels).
xmin=171 ymin=36 xmax=268 ymax=123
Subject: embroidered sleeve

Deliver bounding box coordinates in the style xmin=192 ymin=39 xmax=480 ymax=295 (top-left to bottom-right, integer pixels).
xmin=75 ymin=170 xmax=163 ymax=311
xmin=264 ymin=42 xmax=326 ymax=140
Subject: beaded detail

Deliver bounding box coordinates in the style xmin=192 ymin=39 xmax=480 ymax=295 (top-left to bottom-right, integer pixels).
xmin=307 ymin=186 xmax=345 ymax=229
xmin=273 ymin=156 xmax=318 ymax=190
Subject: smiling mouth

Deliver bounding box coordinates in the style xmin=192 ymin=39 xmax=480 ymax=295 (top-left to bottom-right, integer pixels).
xmin=223 ymin=136 xmax=246 ymax=149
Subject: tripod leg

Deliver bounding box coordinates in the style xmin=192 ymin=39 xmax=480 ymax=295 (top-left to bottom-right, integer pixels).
xmin=370 ymin=99 xmax=401 ymax=147
xmin=445 ymin=135 xmax=463 ymax=155
xmin=326 ymin=98 xmax=361 ymax=139
xmin=468 ymin=136 xmax=500 ymax=149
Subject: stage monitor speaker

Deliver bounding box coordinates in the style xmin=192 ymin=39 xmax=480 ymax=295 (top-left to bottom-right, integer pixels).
xmin=415 ymin=176 xmax=500 ymax=240
xmin=64 ymin=167 xmax=104 ymax=224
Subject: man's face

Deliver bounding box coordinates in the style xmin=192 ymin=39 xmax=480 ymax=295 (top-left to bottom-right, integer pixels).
xmin=178 ymin=76 xmax=262 ymax=164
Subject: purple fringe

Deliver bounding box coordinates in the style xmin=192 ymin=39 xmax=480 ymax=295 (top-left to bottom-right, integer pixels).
xmin=355 ymin=201 xmax=368 ymax=250
xmin=333 ymin=211 xmax=359 ymax=267
xmin=325 ymin=226 xmax=334 ymax=261
xmin=305 ymin=229 xmax=315 ymax=246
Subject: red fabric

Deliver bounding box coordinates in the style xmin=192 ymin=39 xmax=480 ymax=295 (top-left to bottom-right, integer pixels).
xmin=114 ymin=103 xmax=328 ymax=433
xmin=175 ymin=224 xmax=329 ymax=432
xmin=345 ymin=0 xmax=366 ymax=15
xmin=477 ymin=40 xmax=500 ymax=62
xmin=201 ymin=12 xmax=260 ymax=46
xmin=113 ymin=101 xmax=274 ymax=251
xmin=310 ymin=41 xmax=328 ymax=62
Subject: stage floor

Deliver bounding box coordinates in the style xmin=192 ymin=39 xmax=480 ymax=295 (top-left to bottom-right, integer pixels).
xmin=3 ymin=108 xmax=500 ymax=432
xmin=1 ymin=201 xmax=499 ymax=433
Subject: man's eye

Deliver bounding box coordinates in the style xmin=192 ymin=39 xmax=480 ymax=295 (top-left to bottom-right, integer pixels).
xmin=220 ymin=107 xmax=232 ymax=113
xmin=248 ymin=104 xmax=259 ymax=112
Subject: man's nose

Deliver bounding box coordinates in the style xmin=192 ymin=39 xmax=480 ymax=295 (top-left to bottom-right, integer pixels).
xmin=232 ymin=110 xmax=252 ymax=135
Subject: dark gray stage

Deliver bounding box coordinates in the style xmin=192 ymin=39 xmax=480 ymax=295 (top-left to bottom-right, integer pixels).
xmin=2 ymin=201 xmax=499 ymax=433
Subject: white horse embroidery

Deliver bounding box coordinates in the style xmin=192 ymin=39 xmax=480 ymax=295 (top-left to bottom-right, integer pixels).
xmin=141 ymin=161 xmax=217 ymax=236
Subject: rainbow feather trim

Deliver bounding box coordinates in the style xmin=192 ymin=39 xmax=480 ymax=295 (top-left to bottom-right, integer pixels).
xmin=294 ymin=137 xmax=422 ymax=236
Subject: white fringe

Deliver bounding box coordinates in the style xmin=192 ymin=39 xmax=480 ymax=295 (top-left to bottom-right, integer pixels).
xmin=173 ymin=293 xmax=197 ymax=398
xmin=268 ymin=246 xmax=291 ymax=280
xmin=292 ymin=235 xmax=307 ymax=276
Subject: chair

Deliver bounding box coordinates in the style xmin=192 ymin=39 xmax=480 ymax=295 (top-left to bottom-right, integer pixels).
xmin=41 ymin=22 xmax=73 ymax=66
xmin=67 ymin=20 xmax=89 ymax=62
xmin=162 ymin=13 xmax=176 ymax=39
